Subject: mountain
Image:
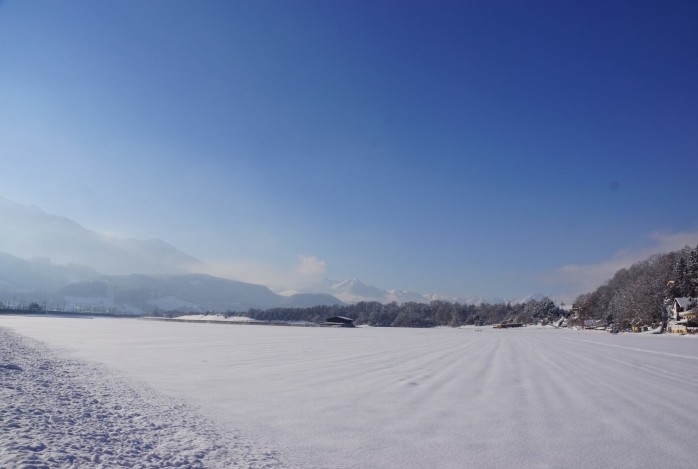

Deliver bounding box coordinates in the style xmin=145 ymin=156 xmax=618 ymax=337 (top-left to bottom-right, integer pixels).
xmin=279 ymin=293 xmax=345 ymax=308
xmin=0 ymin=196 xmax=202 ymax=275
xmin=0 ymin=253 xmax=345 ymax=314
xmin=327 ymin=278 xmax=448 ymax=304
xmin=0 ymin=252 xmax=100 ymax=293
xmin=55 ymin=274 xmax=286 ymax=314
xmin=0 ymin=196 xmax=346 ymax=313
xmin=0 ymin=195 xmax=549 ymax=313
xmin=514 ymin=293 xmax=549 ymax=304
xmin=326 ymin=278 xmax=548 ymax=306
xmin=329 ymin=278 xmax=393 ymax=303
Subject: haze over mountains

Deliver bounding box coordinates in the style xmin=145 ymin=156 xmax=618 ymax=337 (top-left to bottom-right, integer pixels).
xmin=0 ymin=196 xmax=547 ymax=314
xmin=0 ymin=250 xmax=346 ymax=314
xmin=0 ymin=196 xmax=201 ymax=275
xmin=324 ymin=277 xmax=543 ymax=306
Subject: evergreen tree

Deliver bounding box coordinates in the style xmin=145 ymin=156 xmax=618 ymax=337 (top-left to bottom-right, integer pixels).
xmin=688 ymin=245 xmax=698 ymax=297
xmin=675 ymin=257 xmax=691 ymax=297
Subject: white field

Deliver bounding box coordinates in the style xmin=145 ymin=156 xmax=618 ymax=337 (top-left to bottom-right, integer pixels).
xmin=1 ymin=317 xmax=697 ymax=469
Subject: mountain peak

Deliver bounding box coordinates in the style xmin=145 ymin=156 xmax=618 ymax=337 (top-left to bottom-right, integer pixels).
xmin=334 ymin=278 xmax=364 ymax=288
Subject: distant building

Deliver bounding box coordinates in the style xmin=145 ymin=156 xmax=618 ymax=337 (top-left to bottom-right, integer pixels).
xmin=322 ymin=316 xmax=355 ymax=327
xmin=583 ymin=319 xmax=606 ymax=329
xmin=492 ymin=323 xmax=523 ymax=329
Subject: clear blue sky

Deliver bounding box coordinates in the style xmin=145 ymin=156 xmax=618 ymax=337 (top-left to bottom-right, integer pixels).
xmin=1 ymin=0 xmax=696 ymax=301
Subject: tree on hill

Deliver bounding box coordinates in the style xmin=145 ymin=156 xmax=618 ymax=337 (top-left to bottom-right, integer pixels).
xmin=674 ymin=257 xmax=691 ymax=298
xmin=688 ymin=245 xmax=698 ymax=296
xmin=574 ymin=251 xmax=678 ymax=328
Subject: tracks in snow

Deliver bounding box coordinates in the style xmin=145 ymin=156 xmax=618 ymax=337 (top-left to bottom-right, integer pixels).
xmin=0 ymin=327 xmax=291 ymax=469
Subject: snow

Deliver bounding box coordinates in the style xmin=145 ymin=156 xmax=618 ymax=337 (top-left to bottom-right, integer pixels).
xmin=2 ymin=316 xmax=698 ymax=469
xmin=171 ymin=314 xmax=258 ymax=322
xmin=0 ymin=326 xmax=288 ymax=468
xmin=326 ymin=277 xmax=547 ymax=306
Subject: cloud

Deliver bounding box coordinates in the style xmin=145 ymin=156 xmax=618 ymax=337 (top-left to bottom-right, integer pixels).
xmin=294 ymin=255 xmax=327 ymax=276
xmin=198 ymin=254 xmax=330 ymax=294
xmin=198 ymin=260 xmax=292 ymax=290
xmin=646 ymin=230 xmax=698 ymax=252
xmin=546 ymin=230 xmax=698 ymax=303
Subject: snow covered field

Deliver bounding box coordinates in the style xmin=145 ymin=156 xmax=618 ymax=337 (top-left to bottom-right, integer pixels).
xmin=2 ymin=317 xmax=697 ymax=468
xmin=0 ymin=325 xmax=288 ymax=469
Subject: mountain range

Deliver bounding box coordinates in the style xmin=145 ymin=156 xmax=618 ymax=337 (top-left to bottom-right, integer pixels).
xmin=0 ymin=196 xmax=201 ymax=275
xmin=0 ymin=252 xmax=346 ymax=314
xmin=0 ymin=196 xmax=549 ymax=314
xmin=325 ymin=277 xmax=546 ymax=306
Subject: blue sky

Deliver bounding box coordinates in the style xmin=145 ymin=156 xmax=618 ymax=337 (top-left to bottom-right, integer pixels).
xmin=1 ymin=0 xmax=697 ymax=301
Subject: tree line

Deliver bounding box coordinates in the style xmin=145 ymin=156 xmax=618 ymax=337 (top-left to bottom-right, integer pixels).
xmin=573 ymin=244 xmax=698 ymax=328
xmin=229 ymin=297 xmax=565 ymax=328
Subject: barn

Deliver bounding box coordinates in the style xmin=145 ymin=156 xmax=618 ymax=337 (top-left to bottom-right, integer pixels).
xmin=322 ymin=316 xmax=355 ymax=327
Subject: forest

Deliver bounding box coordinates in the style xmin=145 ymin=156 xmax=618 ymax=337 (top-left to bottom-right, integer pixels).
xmin=230 ymin=297 xmax=565 ymax=328
xmin=228 ymin=245 xmax=698 ymax=328
xmin=572 ymin=244 xmax=698 ymax=327
xmin=153 ymin=245 xmax=698 ymax=329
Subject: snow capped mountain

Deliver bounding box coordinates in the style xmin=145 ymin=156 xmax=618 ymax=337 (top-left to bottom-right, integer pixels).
xmin=325 ymin=277 xmax=550 ymax=306
xmin=1 ymin=266 xmax=345 ymax=314
xmin=514 ymin=293 xmax=549 ymax=304
xmin=0 ymin=196 xmax=345 ymax=313
xmin=0 ymin=195 xmax=553 ymax=313
xmin=328 ymin=278 xmax=446 ymax=304
xmin=329 ymin=278 xmax=391 ymax=303
xmin=326 ymin=278 xmax=431 ymax=304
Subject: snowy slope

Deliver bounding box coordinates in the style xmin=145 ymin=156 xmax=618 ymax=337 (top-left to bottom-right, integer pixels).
xmin=56 ymin=274 xmax=289 ymax=313
xmin=0 ymin=252 xmax=99 ymax=292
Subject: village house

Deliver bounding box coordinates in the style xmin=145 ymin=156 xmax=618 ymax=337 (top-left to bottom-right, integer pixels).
xmin=670 ymin=297 xmax=697 ymax=321
xmin=583 ymin=319 xmax=606 ymax=330
xmin=668 ymin=297 xmax=698 ymax=334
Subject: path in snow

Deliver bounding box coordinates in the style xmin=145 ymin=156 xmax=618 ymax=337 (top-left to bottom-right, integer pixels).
xmin=2 ymin=317 xmax=697 ymax=469
xmin=0 ymin=326 xmax=291 ymax=469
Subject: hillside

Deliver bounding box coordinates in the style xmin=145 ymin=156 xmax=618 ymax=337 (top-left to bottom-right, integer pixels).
xmin=573 ymin=244 xmax=698 ymax=327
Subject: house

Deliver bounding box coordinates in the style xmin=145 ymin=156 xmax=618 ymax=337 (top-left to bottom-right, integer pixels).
xmin=669 ymin=323 xmax=689 ymax=334
xmin=583 ymin=319 xmax=606 ymax=329
xmin=668 ymin=298 xmax=698 ymax=334
xmin=322 ymin=316 xmax=355 ymax=327
xmin=493 ymin=323 xmax=523 ymax=329
xmin=671 ymin=297 xmax=697 ymax=321
xmin=684 ymin=311 xmax=698 ymax=322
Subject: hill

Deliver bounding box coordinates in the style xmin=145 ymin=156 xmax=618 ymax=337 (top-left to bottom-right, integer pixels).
xmin=573 ymin=244 xmax=698 ymax=327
